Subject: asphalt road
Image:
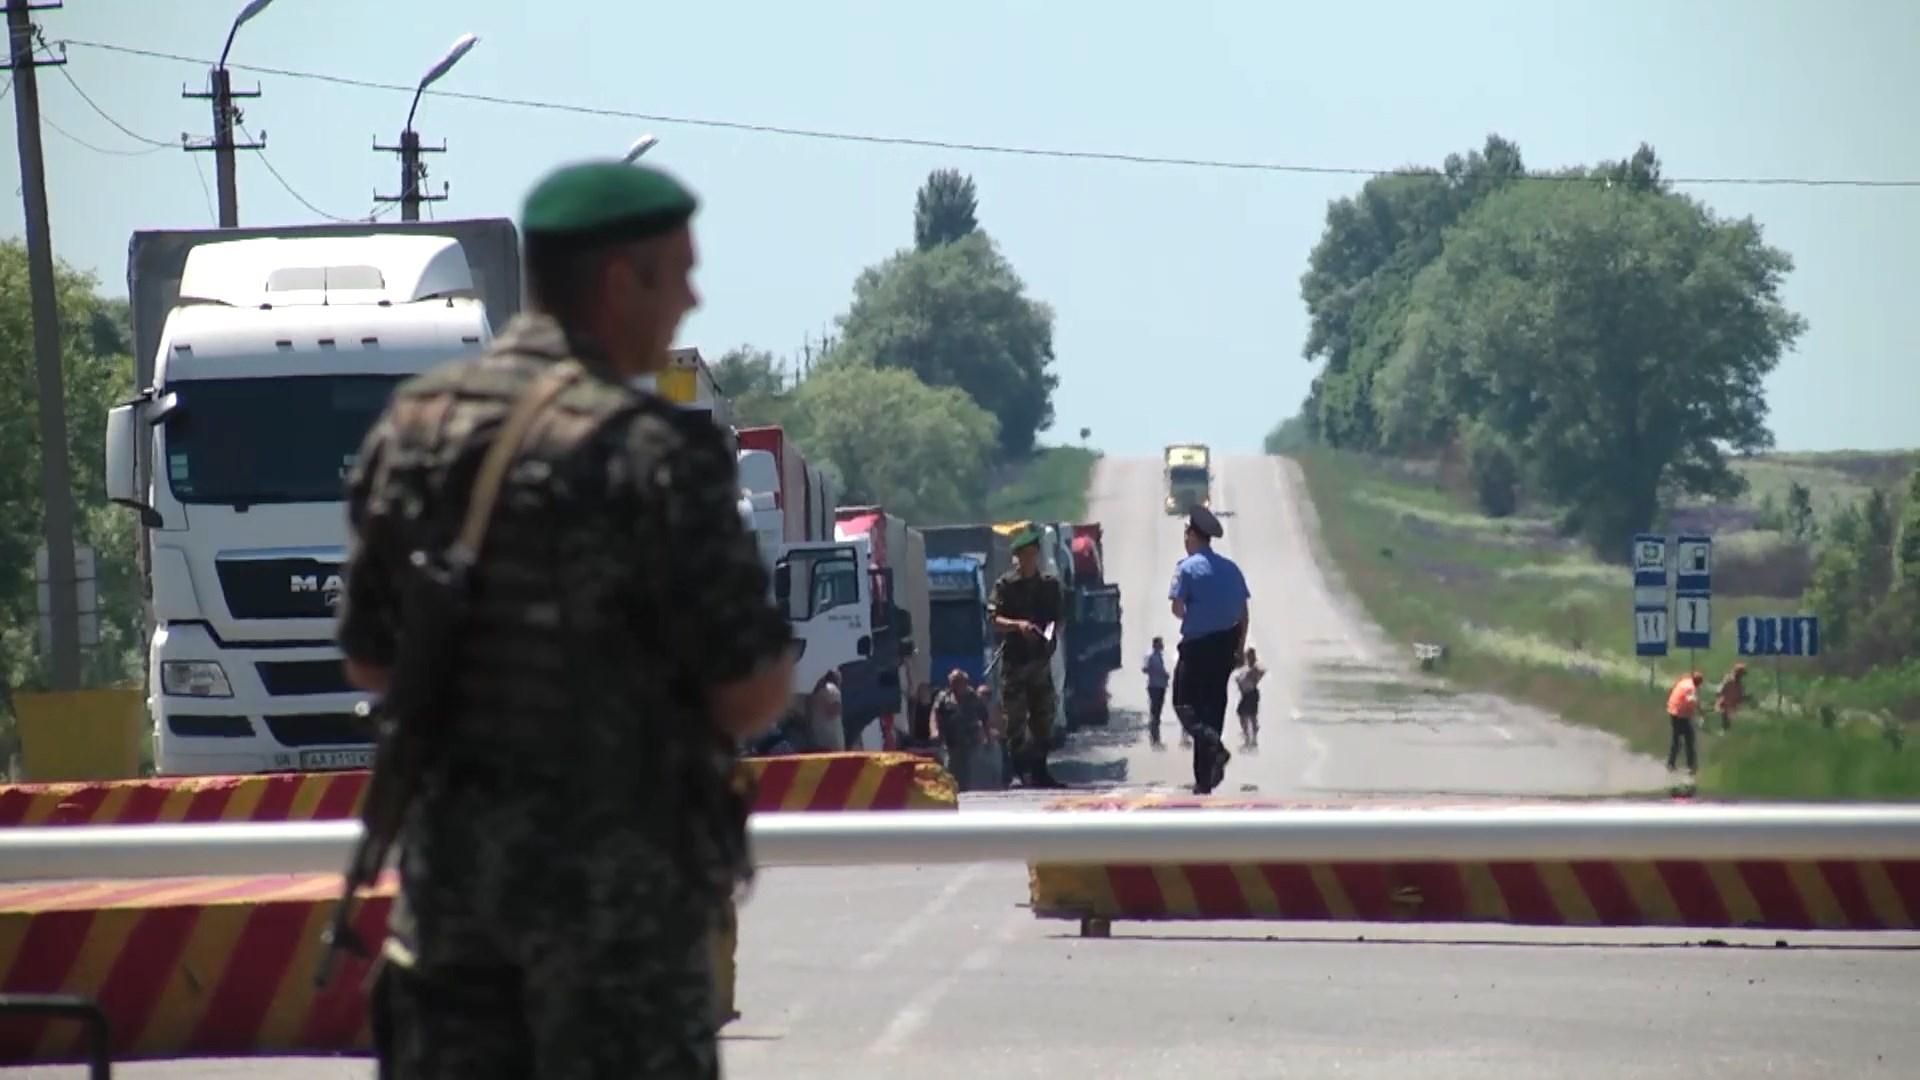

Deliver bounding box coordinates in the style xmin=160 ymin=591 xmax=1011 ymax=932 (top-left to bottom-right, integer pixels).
xmin=9 ymin=454 xmax=1915 ymax=1078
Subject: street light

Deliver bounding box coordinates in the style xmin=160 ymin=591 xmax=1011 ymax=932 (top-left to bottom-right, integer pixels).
xmin=379 ymin=32 xmax=480 ymax=222
xmin=218 ymin=0 xmax=276 ymax=69
xmin=623 ymin=134 xmax=660 ymax=163
xmin=190 ymin=0 xmax=278 ymax=226
xmin=407 ymin=31 xmax=480 ymax=132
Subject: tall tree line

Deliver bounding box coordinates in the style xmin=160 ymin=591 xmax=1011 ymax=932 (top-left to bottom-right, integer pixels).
xmin=1278 ymin=135 xmax=1806 ymax=556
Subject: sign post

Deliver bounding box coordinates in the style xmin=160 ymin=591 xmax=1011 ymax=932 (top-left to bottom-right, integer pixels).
xmin=1631 ymin=533 xmax=1670 ymax=685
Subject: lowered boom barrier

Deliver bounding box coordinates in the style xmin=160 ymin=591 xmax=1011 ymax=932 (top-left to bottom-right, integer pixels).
xmin=5 ymin=805 xmax=1920 ymax=884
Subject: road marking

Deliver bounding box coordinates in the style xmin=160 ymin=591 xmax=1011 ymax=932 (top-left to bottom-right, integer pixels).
xmin=852 ymin=864 xmax=985 ymax=971
xmin=864 ymin=906 xmax=1026 ymax=1057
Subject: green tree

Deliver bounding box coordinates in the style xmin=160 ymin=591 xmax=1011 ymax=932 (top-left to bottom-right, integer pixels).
xmin=1785 ymin=481 xmax=1818 ymax=543
xmin=831 ymin=231 xmax=1056 ymax=457
xmin=785 ymin=364 xmax=999 ymax=524
xmin=1399 ymin=169 xmax=1804 ymax=554
xmin=1298 ymin=134 xmax=1526 ymax=449
xmin=1807 ymin=503 xmax=1866 ymax=652
xmin=1464 ymin=420 xmax=1520 ymax=518
xmin=0 ymin=239 xmax=144 ymax=724
xmin=913 ymin=169 xmax=979 ymax=252
xmin=1898 ymin=464 xmax=1920 ymax=586
xmin=710 ymin=345 xmax=792 ymax=428
xmin=1263 ymin=411 xmax=1315 ymax=455
xmin=1860 ymin=488 xmax=1898 ymax=606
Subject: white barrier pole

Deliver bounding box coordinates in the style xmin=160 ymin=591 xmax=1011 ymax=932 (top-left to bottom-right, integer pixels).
xmin=4 ymin=805 xmax=1920 ymax=884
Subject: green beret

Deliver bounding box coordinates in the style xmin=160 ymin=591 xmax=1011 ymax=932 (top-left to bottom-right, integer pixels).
xmin=1011 ymin=526 xmax=1043 ymax=551
xmin=520 ymin=161 xmax=698 ymax=243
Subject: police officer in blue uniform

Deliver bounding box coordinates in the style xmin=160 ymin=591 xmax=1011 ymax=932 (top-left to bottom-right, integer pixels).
xmin=1167 ymin=506 xmax=1250 ymax=794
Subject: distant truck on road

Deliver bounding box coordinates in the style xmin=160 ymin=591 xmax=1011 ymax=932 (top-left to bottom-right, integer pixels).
xmin=1164 ymin=443 xmax=1212 ymax=515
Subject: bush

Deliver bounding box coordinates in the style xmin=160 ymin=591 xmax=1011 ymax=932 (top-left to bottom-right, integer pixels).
xmin=1465 ymin=424 xmax=1519 ymax=518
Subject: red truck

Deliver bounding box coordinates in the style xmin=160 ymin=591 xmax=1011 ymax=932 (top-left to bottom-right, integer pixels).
xmin=736 ymin=425 xmax=837 ymax=543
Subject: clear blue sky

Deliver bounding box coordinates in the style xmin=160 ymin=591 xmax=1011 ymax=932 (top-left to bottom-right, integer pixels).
xmin=5 ymin=0 xmax=1916 ymax=456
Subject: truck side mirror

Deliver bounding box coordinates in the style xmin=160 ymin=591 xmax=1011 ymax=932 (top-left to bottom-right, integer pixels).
xmin=773 ymin=561 xmax=790 ymax=601
xmin=899 ymin=636 xmax=916 ymax=660
xmin=105 ymin=400 xmax=162 ymax=528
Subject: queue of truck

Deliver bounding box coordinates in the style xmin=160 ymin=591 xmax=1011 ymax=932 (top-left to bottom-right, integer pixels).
xmin=98 ymin=219 xmax=1121 ymax=788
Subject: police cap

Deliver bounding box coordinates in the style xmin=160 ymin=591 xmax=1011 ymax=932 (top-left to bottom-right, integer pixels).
xmin=520 ymin=161 xmax=698 ymax=244
xmin=1186 ymin=505 xmax=1224 ymax=540
xmin=1010 ymin=526 xmax=1043 ymax=552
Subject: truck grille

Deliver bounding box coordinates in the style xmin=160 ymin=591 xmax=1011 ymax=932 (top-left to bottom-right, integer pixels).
xmin=263 ymin=712 xmax=370 ymax=747
xmin=256 ymin=659 xmax=352 ymax=695
xmin=215 ymin=557 xmax=343 ymax=620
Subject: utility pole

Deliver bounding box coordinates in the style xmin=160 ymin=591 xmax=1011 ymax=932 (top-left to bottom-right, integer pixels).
xmin=373 ymin=128 xmax=444 ymax=221
xmin=5 ymin=0 xmax=79 ymax=689
xmin=182 ymin=68 xmax=261 ymax=226
xmin=183 ymin=0 xmax=275 ymax=227
xmin=376 ymin=33 xmax=477 ymax=222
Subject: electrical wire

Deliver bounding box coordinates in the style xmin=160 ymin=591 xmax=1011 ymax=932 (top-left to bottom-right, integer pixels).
xmin=188 ymin=152 xmax=217 ymax=224
xmin=55 ymin=35 xmax=1920 ymax=190
xmin=41 ymin=112 xmax=169 ymax=156
xmin=54 ymin=66 xmax=176 ymax=148
xmin=235 ymin=123 xmax=367 ymax=223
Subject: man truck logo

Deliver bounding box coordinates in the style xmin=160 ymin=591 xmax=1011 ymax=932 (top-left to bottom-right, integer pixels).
xmin=290 ymin=573 xmax=345 ymax=608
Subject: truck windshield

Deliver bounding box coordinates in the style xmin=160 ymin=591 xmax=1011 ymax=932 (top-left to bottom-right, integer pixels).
xmin=1170 ymin=465 xmax=1208 ymax=485
xmin=162 ymin=375 xmax=407 ymax=504
xmin=930 ymin=597 xmax=984 ymax=652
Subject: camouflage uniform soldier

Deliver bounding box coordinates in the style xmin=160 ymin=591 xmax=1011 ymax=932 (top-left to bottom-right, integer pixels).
xmin=337 ymin=160 xmax=795 ymax=1078
xmin=986 ymin=527 xmax=1063 ymax=788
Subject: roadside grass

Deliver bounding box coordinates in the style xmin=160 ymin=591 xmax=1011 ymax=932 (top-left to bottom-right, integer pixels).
xmin=1293 ymin=447 xmax=1920 ymax=799
xmin=986 ymin=445 xmax=1100 ymax=524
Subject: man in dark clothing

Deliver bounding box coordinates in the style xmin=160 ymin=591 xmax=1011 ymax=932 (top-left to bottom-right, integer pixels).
xmin=337 ymin=160 xmax=795 ymax=1077
xmin=1143 ymin=636 xmax=1170 ymax=747
xmin=932 ymin=668 xmax=991 ymax=790
xmin=1168 ymin=506 xmax=1250 ymax=794
xmin=987 ymin=526 xmax=1063 ymax=788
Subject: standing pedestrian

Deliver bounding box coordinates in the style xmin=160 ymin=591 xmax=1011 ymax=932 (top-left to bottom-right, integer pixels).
xmin=1666 ymin=670 xmax=1704 ymax=777
xmin=987 ymin=526 xmax=1064 ymax=788
xmin=1143 ymin=636 xmax=1170 ymax=747
xmin=1713 ymin=663 xmax=1747 ymax=733
xmin=810 ymin=670 xmax=846 ymax=752
xmin=336 ymin=159 xmax=795 ymax=1078
xmin=1168 ymin=506 xmax=1250 ymax=795
xmin=932 ymin=668 xmax=991 ymax=791
xmin=1235 ymin=648 xmax=1266 ymax=748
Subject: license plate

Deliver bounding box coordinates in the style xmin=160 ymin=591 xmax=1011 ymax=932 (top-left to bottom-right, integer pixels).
xmin=299 ymin=747 xmax=373 ymax=771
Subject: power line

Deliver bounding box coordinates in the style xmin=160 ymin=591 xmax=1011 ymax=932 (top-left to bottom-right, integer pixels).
xmin=56 ymin=35 xmax=1920 ymax=190
xmin=53 ymin=65 xmax=174 ymax=147
xmin=187 ymin=151 xmax=216 ymax=224
xmin=40 ymin=112 xmax=167 ymax=156
xmin=235 ymin=123 xmax=363 ymax=223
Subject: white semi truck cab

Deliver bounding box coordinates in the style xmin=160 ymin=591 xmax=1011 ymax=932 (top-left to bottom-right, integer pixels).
xmin=104 ymin=234 xmax=495 ymax=776
xmin=738 ymin=448 xmax=876 ymax=719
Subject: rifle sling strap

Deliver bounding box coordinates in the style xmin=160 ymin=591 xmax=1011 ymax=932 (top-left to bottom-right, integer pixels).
xmin=449 ymin=361 xmax=583 ymax=564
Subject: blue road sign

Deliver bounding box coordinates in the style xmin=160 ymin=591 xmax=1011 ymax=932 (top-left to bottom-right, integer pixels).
xmin=1630 ymin=533 xmax=1670 ymax=656
xmin=1673 ymin=534 xmax=1712 ymax=649
xmin=1631 ymin=533 xmax=1669 ymax=590
xmin=1634 ymin=608 xmax=1669 ymax=657
xmin=1675 ymin=534 xmax=1712 ymax=593
xmin=1736 ymin=615 xmax=1821 ymax=658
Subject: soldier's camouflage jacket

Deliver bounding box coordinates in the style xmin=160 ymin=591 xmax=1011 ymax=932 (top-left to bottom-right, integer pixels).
xmin=336 ymin=311 xmax=791 ymax=973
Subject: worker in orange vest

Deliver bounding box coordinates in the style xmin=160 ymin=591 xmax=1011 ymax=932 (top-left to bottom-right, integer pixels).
xmin=1666 ymin=671 xmax=1704 ymax=775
